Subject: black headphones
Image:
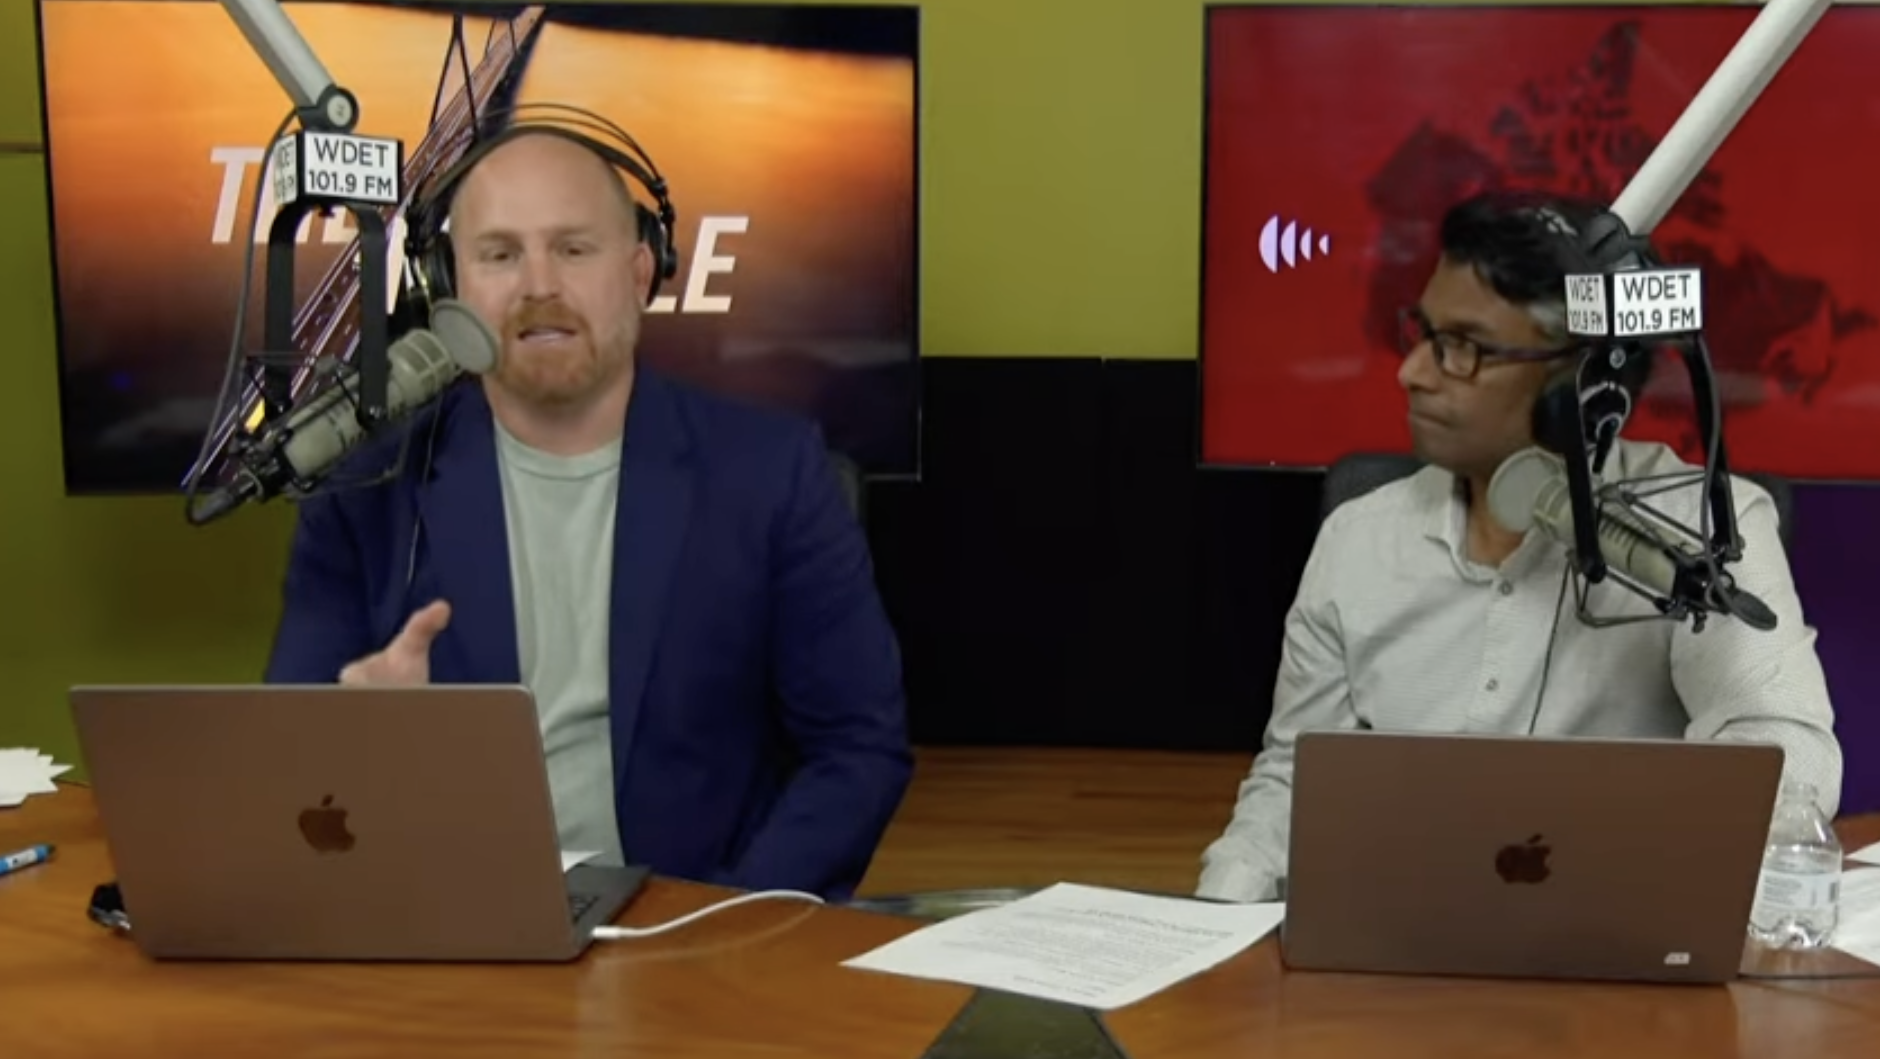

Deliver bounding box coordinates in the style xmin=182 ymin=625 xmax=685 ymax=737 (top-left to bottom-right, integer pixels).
xmin=401 ymin=102 xmax=680 ymax=322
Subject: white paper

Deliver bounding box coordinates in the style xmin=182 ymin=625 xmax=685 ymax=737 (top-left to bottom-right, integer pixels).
xmin=1848 ymin=842 xmax=1880 ymax=867
xmin=561 ymin=850 xmax=599 ymax=873
xmin=1830 ymin=867 xmax=1880 ymax=966
xmin=0 ymin=748 xmax=71 ymax=809
xmin=841 ymin=882 xmax=1286 ymax=1010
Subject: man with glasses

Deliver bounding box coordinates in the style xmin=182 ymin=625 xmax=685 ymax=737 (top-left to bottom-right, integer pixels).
xmin=1194 ymin=190 xmax=1842 ymax=904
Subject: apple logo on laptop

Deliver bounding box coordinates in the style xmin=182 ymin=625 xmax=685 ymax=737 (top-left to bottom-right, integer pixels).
xmin=298 ymin=795 xmax=355 ymax=854
xmin=1495 ymin=834 xmax=1551 ymax=884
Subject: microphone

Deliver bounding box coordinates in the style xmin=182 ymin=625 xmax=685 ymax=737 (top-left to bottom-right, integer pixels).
xmin=188 ymin=300 xmax=498 ymax=525
xmin=1487 ymin=447 xmax=1778 ymax=633
xmin=1531 ymin=0 xmax=1830 ymax=626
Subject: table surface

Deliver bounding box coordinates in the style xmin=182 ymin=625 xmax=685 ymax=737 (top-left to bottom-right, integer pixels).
xmin=3 ymin=788 xmax=1878 ymax=1058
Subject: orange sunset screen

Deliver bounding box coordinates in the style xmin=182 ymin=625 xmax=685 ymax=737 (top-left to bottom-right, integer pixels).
xmin=37 ymin=1 xmax=920 ymax=492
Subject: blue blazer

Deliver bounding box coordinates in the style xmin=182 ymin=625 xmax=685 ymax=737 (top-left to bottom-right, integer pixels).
xmin=263 ymin=368 xmax=913 ymax=900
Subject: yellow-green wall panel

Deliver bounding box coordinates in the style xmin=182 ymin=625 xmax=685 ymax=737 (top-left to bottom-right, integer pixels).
xmin=0 ymin=151 xmax=297 ymax=768
xmin=2 ymin=0 xmax=45 ymax=144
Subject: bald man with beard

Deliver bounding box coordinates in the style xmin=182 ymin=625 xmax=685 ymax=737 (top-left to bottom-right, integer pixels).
xmin=265 ymin=130 xmax=912 ymax=901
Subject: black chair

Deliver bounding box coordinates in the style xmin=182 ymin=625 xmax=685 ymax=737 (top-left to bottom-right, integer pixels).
xmin=1319 ymin=451 xmax=1795 ymax=549
xmin=1319 ymin=453 xmax=1427 ymax=522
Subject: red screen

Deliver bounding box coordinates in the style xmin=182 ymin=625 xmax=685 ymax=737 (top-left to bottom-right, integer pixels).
xmin=1201 ymin=5 xmax=1880 ymax=480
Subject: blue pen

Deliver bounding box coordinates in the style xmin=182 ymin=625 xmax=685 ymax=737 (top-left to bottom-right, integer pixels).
xmin=0 ymin=844 xmax=53 ymax=878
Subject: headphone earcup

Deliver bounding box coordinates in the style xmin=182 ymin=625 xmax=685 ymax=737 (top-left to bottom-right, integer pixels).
xmin=1532 ymin=367 xmax=1637 ymax=469
xmin=399 ymin=222 xmax=456 ymax=322
xmin=425 ymin=231 xmax=457 ymax=304
xmin=634 ymin=202 xmax=678 ymax=305
xmin=1531 ymin=374 xmax=1584 ymax=458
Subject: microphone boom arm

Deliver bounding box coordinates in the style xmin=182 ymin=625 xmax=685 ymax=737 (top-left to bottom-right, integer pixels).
xmin=1680 ymin=336 xmax=1744 ymax=562
xmin=1609 ymin=0 xmax=1833 ymax=238
xmin=1547 ymin=0 xmax=1829 ymax=630
xmin=1549 ymin=326 xmax=1747 ymax=591
xmin=218 ymin=0 xmax=359 ymax=133
xmin=263 ymin=202 xmax=391 ymax=428
xmin=211 ymin=0 xmax=403 ymax=428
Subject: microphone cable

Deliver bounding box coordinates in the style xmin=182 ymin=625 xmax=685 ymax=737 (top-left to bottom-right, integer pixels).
xmin=181 ymin=105 xmax=297 ymax=526
xmin=1525 ymin=560 xmax=1572 ymax=737
xmin=1688 ymin=331 xmax=1766 ymax=630
xmin=1696 ymin=332 xmax=1722 ymax=618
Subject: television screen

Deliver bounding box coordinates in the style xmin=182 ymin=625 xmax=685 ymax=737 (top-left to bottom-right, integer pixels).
xmin=35 ymin=0 xmax=920 ymax=494
xmin=1200 ymin=4 xmax=1880 ymax=481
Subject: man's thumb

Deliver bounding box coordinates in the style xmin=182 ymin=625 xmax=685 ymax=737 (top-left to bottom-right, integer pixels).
xmin=393 ymin=600 xmax=452 ymax=654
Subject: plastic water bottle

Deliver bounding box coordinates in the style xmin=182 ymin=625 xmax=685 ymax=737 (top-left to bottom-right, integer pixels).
xmin=1747 ymin=780 xmax=1841 ymax=950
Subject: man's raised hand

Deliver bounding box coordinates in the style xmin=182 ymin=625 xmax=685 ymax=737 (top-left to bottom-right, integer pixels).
xmin=337 ymin=600 xmax=452 ymax=686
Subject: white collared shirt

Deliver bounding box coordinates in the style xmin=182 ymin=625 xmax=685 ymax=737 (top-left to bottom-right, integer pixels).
xmin=1196 ymin=439 xmax=1843 ymax=903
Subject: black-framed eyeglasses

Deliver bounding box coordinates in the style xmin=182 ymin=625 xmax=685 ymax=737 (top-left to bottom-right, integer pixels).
xmin=1397 ymin=307 xmax=1578 ymax=380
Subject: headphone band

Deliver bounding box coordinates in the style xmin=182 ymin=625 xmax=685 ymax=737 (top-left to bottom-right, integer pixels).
xmin=401 ymin=102 xmax=680 ymax=318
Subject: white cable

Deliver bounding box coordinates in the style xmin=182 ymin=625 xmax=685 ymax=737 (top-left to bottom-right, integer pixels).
xmin=590 ymin=889 xmax=825 ymax=940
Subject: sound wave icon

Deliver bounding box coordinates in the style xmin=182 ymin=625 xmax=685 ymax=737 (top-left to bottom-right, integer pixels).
xmin=1260 ymin=215 xmax=1332 ymax=273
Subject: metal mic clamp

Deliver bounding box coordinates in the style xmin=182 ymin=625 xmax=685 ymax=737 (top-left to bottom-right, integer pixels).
xmin=213 ymin=0 xmax=407 ymax=431
xmin=263 ymin=132 xmax=405 ymax=427
xmin=1541 ymin=0 xmax=1830 ymax=600
xmin=1560 ymin=234 xmax=1738 ymax=591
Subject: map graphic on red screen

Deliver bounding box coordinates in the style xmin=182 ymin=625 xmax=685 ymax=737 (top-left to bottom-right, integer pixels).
xmin=1200 ymin=5 xmax=1880 ymax=480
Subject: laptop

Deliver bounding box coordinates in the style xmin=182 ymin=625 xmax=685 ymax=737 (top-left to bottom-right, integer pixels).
xmin=68 ymin=684 xmax=648 ymax=962
xmin=1279 ymin=730 xmax=1783 ymax=984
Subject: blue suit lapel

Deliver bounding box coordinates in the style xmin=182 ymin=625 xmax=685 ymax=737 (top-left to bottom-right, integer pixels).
xmin=608 ymin=371 xmax=694 ymax=789
xmin=415 ymin=385 xmax=521 ymax=685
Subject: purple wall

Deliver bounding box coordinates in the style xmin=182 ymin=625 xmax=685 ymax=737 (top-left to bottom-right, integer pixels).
xmin=1788 ymin=486 xmax=1879 ymax=816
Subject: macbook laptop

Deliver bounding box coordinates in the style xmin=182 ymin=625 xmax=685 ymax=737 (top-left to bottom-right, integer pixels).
xmin=69 ymin=684 xmax=648 ymax=962
xmin=1279 ymin=730 xmax=1783 ymax=984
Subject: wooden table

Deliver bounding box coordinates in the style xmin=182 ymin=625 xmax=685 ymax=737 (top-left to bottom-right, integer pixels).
xmin=3 ymin=788 xmax=1877 ymax=1058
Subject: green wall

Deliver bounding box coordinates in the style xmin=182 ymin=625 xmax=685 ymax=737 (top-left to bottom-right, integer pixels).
xmin=1 ymin=0 xmax=300 ymax=768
